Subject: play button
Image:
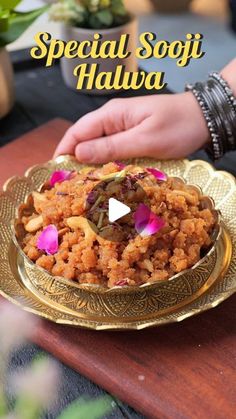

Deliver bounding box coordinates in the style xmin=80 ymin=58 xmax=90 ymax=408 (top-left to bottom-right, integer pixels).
xmin=108 ymin=198 xmax=131 ymax=223
xmin=84 ymin=172 xmax=148 ymax=242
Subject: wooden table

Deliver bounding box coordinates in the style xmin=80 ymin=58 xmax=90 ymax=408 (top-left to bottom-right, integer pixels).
xmin=1 ymin=119 xmax=235 ymax=419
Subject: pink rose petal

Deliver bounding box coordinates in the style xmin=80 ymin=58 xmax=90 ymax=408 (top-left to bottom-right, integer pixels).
xmin=134 ymin=204 xmax=165 ymax=237
xmin=114 ymin=161 xmax=126 ymax=171
xmin=146 ymin=168 xmax=167 ymax=181
xmin=50 ymin=170 xmax=72 ymax=187
xmin=37 ymin=225 xmax=59 ymax=255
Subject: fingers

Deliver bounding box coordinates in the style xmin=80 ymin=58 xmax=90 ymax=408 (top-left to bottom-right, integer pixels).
xmin=53 ymin=125 xmax=78 ymax=158
xmin=53 ymin=107 xmax=105 ymax=158
xmin=74 ymin=124 xmax=151 ymax=163
xmin=53 ymin=99 xmax=130 ymax=158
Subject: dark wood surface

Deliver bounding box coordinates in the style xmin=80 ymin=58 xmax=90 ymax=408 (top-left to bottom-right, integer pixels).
xmin=0 ymin=119 xmax=235 ymax=419
xmin=0 ymin=118 xmax=71 ymax=183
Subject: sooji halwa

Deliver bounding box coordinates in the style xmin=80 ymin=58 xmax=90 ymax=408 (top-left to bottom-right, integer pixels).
xmin=20 ymin=162 xmax=216 ymax=288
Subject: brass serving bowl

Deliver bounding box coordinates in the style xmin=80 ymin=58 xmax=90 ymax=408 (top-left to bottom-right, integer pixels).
xmin=0 ymin=156 xmax=234 ymax=329
xmin=11 ymin=156 xmax=227 ymax=324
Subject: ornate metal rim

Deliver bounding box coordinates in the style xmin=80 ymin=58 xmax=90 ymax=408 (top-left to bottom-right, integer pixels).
xmin=12 ymin=156 xmax=221 ymax=294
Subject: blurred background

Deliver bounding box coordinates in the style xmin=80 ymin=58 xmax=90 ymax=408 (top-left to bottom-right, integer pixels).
xmin=7 ymin=0 xmax=236 ymax=91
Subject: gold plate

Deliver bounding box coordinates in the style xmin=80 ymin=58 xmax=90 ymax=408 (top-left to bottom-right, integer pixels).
xmin=0 ymin=157 xmax=235 ymax=330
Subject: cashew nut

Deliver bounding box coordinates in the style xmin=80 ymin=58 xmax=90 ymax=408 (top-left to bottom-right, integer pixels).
xmin=66 ymin=216 xmax=97 ymax=241
xmin=25 ymin=215 xmax=43 ymax=232
xmin=32 ymin=192 xmax=47 ymax=202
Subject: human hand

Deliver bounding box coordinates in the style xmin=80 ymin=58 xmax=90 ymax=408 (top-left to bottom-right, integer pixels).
xmin=54 ymin=92 xmax=210 ymax=163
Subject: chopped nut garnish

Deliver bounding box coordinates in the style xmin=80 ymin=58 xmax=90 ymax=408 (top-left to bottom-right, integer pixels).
xmin=25 ymin=215 xmax=43 ymax=232
xmin=32 ymin=192 xmax=47 ymax=202
xmin=58 ymin=227 xmax=70 ymax=237
xmin=66 ymin=216 xmax=97 ymax=241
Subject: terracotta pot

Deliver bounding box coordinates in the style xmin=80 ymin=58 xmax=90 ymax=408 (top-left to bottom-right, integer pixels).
xmin=60 ymin=16 xmax=138 ymax=95
xmin=0 ymin=48 xmax=14 ymax=119
xmin=151 ymin=0 xmax=192 ymax=13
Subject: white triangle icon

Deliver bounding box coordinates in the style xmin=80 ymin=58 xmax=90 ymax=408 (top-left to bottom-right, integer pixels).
xmin=108 ymin=198 xmax=131 ymax=223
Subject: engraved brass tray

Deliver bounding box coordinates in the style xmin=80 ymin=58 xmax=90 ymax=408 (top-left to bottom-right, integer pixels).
xmin=0 ymin=157 xmax=235 ymax=330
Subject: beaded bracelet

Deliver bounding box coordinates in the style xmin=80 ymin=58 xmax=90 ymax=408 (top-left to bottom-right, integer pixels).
xmin=186 ymin=82 xmax=224 ymax=159
xmin=186 ymin=72 xmax=236 ymax=160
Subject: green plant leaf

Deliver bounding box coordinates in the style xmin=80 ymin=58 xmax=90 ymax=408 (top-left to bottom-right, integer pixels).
xmin=112 ymin=5 xmax=127 ymax=16
xmin=0 ymin=0 xmax=21 ymax=10
xmin=88 ymin=13 xmax=103 ymax=29
xmin=0 ymin=9 xmax=10 ymax=32
xmin=96 ymin=9 xmax=113 ymax=26
xmin=57 ymin=396 xmax=114 ymax=419
xmin=14 ymin=395 xmax=42 ymax=419
xmin=0 ymin=5 xmax=48 ymax=47
xmin=111 ymin=0 xmax=127 ymax=15
xmin=0 ymin=388 xmax=7 ymax=417
xmin=0 ymin=19 xmax=8 ymax=33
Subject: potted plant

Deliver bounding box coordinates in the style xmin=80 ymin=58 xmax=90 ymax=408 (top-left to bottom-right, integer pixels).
xmin=50 ymin=0 xmax=138 ymax=94
xmin=0 ymin=0 xmax=48 ymax=118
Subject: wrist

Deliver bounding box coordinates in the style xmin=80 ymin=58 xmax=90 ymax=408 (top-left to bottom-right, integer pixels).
xmin=221 ymin=58 xmax=236 ymax=96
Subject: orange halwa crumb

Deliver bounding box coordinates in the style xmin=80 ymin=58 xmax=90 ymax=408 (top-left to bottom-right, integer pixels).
xmin=21 ymin=163 xmax=216 ymax=287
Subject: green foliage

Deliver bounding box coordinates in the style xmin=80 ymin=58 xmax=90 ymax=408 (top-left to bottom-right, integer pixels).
xmin=14 ymin=396 xmax=42 ymax=419
xmin=0 ymin=353 xmax=114 ymax=419
xmin=0 ymin=390 xmax=7 ymax=417
xmin=50 ymin=0 xmax=130 ymax=30
xmin=57 ymin=396 xmax=114 ymax=419
xmin=0 ymin=1 xmax=48 ymax=47
xmin=0 ymin=303 xmax=115 ymax=419
xmin=0 ymin=1 xmax=21 ymax=9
